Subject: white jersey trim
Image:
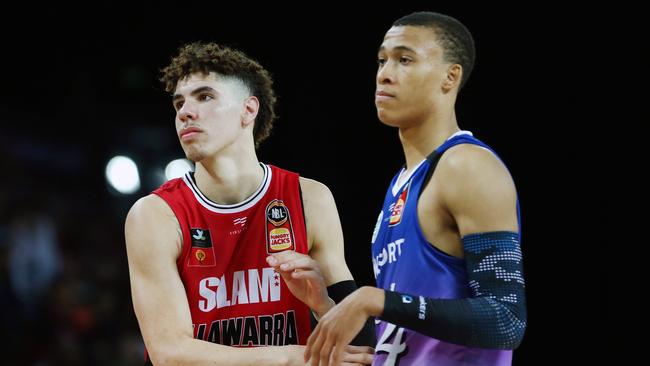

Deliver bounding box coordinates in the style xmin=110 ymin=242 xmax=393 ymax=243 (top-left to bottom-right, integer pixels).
xmin=182 ymin=163 xmax=272 ymax=214
xmin=392 ymin=159 xmax=426 ymax=197
xmin=448 ymin=130 xmax=473 ymax=139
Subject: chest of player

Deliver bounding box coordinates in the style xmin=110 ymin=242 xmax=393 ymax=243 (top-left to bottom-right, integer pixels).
xmin=179 ymin=197 xmax=305 ymax=271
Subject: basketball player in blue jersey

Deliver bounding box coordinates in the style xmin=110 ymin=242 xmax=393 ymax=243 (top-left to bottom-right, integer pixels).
xmin=304 ymin=11 xmax=526 ymax=366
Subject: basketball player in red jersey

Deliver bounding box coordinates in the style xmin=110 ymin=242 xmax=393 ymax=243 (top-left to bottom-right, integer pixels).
xmin=125 ymin=42 xmax=374 ymax=365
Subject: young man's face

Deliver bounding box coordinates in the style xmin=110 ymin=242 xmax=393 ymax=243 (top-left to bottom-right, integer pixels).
xmin=172 ymin=72 xmax=251 ymax=162
xmin=375 ymin=25 xmax=452 ymax=127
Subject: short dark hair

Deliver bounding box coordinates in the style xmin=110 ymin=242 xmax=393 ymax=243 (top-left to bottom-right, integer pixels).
xmin=160 ymin=42 xmax=277 ymax=148
xmin=393 ymin=11 xmax=475 ymax=89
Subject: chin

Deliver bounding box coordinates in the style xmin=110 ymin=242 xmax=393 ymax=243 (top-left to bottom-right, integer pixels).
xmin=183 ymin=147 xmax=205 ymax=163
xmin=377 ymin=111 xmax=401 ymax=127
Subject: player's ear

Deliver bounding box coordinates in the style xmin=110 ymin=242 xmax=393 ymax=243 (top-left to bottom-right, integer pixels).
xmin=241 ymin=96 xmax=259 ymax=127
xmin=442 ymin=64 xmax=462 ymax=92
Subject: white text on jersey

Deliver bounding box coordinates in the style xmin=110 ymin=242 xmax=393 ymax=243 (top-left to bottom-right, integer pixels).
xmin=373 ymin=238 xmax=405 ymax=276
xmin=198 ymin=267 xmax=281 ymax=312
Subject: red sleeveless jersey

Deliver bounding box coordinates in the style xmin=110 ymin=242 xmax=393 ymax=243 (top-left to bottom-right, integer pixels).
xmin=152 ymin=163 xmax=311 ymax=347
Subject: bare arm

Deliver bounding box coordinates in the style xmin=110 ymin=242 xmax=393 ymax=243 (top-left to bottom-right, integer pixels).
xmin=440 ymin=144 xmax=519 ymax=235
xmin=125 ymin=195 xmax=303 ymax=366
xmin=267 ymin=178 xmax=354 ymax=317
xmin=266 ymin=178 xmax=375 ymax=364
xmin=299 ymin=177 xmax=354 ymax=286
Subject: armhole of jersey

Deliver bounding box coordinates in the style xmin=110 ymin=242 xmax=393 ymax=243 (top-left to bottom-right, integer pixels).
xmin=153 ymin=193 xmax=187 ymax=271
xmin=418 ymin=140 xmax=486 ymax=199
xmin=418 ymin=150 xmax=444 ymax=199
xmin=298 ymin=181 xmax=309 ymax=251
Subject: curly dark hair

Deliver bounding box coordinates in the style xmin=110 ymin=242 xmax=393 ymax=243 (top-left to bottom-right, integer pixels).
xmin=393 ymin=12 xmax=475 ymax=90
xmin=160 ymin=42 xmax=277 ymax=148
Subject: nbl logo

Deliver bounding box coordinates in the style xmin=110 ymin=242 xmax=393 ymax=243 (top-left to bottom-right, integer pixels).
xmin=266 ymin=202 xmax=288 ymax=226
xmin=265 ymin=200 xmax=294 ymax=253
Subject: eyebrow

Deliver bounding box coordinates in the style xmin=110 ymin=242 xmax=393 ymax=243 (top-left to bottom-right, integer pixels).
xmin=377 ymin=45 xmax=417 ymax=54
xmin=172 ymin=86 xmax=217 ymax=102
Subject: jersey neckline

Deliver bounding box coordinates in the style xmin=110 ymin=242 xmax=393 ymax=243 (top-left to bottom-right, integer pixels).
xmin=182 ymin=163 xmax=272 ymax=214
xmin=391 ymin=130 xmax=473 ymax=197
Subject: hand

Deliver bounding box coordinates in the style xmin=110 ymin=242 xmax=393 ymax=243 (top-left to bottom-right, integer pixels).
xmin=279 ymin=345 xmax=373 ymax=366
xmin=305 ymin=287 xmax=383 ymax=366
xmin=266 ymin=251 xmax=334 ymax=317
xmin=338 ymin=345 xmax=374 ymax=366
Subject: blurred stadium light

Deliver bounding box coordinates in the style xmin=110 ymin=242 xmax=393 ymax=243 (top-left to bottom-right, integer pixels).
xmin=164 ymin=158 xmax=193 ymax=181
xmin=105 ymin=156 xmax=141 ymax=194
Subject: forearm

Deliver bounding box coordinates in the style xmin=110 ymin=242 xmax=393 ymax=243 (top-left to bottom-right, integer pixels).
xmin=355 ymin=286 xmax=526 ymax=348
xmin=379 ymin=231 xmax=527 ymax=349
xmin=324 ymin=283 xmax=380 ymax=347
xmin=149 ymin=336 xmax=298 ymax=366
xmin=380 ymin=291 xmax=526 ymax=349
xmin=355 ymin=286 xmax=385 ymax=317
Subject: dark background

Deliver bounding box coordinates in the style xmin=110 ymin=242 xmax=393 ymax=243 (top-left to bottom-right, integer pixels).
xmin=0 ymin=3 xmax=602 ymax=365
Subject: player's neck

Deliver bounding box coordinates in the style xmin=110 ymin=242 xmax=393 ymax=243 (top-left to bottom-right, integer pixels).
xmin=398 ymin=110 xmax=459 ymax=172
xmin=193 ymin=147 xmax=264 ymax=206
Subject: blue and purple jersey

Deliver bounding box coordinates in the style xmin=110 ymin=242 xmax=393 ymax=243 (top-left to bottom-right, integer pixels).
xmin=371 ymin=131 xmax=516 ymax=366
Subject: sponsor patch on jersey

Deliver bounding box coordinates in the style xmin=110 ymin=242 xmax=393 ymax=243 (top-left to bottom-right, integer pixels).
xmin=269 ymin=227 xmax=293 ymax=251
xmin=266 ymin=200 xmax=289 ymax=226
xmin=389 ymin=181 xmax=410 ymax=226
xmin=190 ymin=228 xmax=212 ymax=247
xmin=265 ymin=200 xmax=295 ymax=253
xmin=188 ymin=228 xmax=216 ymax=266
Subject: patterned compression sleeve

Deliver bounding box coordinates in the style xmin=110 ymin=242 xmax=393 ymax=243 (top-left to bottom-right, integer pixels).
xmin=379 ymin=231 xmax=527 ymax=349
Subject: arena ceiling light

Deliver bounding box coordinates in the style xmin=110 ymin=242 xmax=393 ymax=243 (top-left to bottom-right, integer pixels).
xmin=105 ymin=155 xmax=141 ymax=194
xmin=165 ymin=158 xmax=193 ymax=181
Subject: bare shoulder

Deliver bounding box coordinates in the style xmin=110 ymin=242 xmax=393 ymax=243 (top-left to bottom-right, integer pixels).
xmin=440 ymin=144 xmax=510 ymax=176
xmin=299 ymin=176 xmax=334 ymax=202
xmin=437 ymin=144 xmax=515 ymax=190
xmin=298 ymin=177 xmax=338 ymax=222
xmin=435 ymin=144 xmax=518 ymax=234
xmin=128 ymin=194 xmax=173 ymax=215
xmin=298 ymin=176 xmax=344 ymax=253
xmin=126 ymin=194 xmax=176 ymax=231
xmin=298 ymin=177 xmax=339 ymax=216
xmin=125 ymin=194 xmax=181 ymax=256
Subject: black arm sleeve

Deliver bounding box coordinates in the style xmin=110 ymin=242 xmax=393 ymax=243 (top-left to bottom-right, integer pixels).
xmin=311 ymin=280 xmax=376 ymax=347
xmin=379 ymin=231 xmax=526 ymax=349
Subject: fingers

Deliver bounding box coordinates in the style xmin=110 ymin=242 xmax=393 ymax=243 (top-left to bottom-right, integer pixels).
xmin=344 ymin=345 xmax=375 ymax=354
xmin=329 ymin=342 xmax=345 ymax=366
xmin=317 ymin=336 xmax=335 ymax=366
xmin=307 ymin=326 xmax=363 ymax=366
xmin=290 ymin=269 xmax=323 ymax=280
xmin=267 ymin=250 xmax=305 ymax=263
xmin=306 ymin=325 xmax=327 ymax=366
xmin=304 ymin=326 xmax=316 ymax=362
xmin=341 ymin=346 xmax=374 ymax=365
xmin=266 ymin=251 xmax=319 ymax=272
xmin=282 ymin=257 xmax=317 ymax=272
